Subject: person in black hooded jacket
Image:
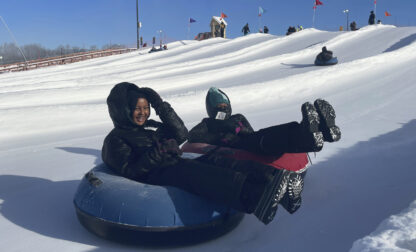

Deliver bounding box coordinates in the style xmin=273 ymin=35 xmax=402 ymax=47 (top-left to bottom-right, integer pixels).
xmin=368 ymin=11 xmax=376 ymax=25
xmin=188 ymin=87 xmax=341 ymax=214
xmin=316 ymin=46 xmax=334 ymax=63
xmin=101 ymin=82 xmax=294 ymax=225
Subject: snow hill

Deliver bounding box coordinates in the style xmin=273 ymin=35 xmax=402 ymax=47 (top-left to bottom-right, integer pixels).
xmin=1 ymin=24 xmax=416 ymax=251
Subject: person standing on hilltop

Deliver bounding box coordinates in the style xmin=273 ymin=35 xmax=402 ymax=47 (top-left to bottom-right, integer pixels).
xmin=368 ymin=11 xmax=376 ymax=25
xmin=242 ymin=23 xmax=250 ymax=36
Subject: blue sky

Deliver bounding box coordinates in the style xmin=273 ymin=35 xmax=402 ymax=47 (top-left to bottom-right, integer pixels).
xmin=1 ymin=0 xmax=415 ymax=49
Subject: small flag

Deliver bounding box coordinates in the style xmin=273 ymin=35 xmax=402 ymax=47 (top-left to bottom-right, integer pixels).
xmin=189 ymin=18 xmax=196 ymax=23
xmin=315 ymin=0 xmax=323 ymax=6
xmin=385 ymin=11 xmax=391 ymax=16
xmin=220 ymin=12 xmax=228 ymax=19
xmin=258 ymin=6 xmax=265 ymax=16
xmin=374 ymin=0 xmax=377 ymax=4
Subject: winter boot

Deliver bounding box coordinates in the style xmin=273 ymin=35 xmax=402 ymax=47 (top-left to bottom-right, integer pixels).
xmin=280 ymin=171 xmax=306 ymax=214
xmin=313 ymin=99 xmax=341 ymax=142
xmin=254 ymin=169 xmax=290 ymax=224
xmin=300 ymin=102 xmax=324 ymax=152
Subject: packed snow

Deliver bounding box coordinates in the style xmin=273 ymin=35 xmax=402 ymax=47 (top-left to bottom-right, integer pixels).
xmin=1 ymin=24 xmax=416 ymax=251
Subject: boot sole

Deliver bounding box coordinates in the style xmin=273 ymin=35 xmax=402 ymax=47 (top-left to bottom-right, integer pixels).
xmin=314 ymin=99 xmax=341 ymax=142
xmin=281 ymin=172 xmax=304 ymax=214
xmin=254 ymin=169 xmax=289 ymax=225
xmin=301 ymin=102 xmax=320 ymax=133
xmin=301 ymin=102 xmax=324 ymax=151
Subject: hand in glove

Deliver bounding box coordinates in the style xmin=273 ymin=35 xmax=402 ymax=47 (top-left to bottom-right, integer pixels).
xmin=140 ymin=87 xmax=163 ymax=111
xmin=150 ymin=139 xmax=182 ymax=168
xmin=208 ymin=118 xmax=244 ymax=135
xmin=221 ymin=133 xmax=241 ymax=146
xmin=160 ymin=139 xmax=183 ymax=156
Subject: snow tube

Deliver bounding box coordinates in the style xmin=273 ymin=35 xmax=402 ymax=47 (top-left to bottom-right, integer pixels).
xmin=73 ymin=164 xmax=244 ymax=246
xmin=182 ymin=143 xmax=309 ymax=173
xmin=314 ymin=57 xmax=338 ymax=66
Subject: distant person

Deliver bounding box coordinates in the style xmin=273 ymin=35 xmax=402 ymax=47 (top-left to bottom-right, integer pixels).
xmin=263 ymin=26 xmax=269 ymax=34
xmin=315 ymin=46 xmax=338 ymax=66
xmin=316 ymin=46 xmax=333 ymax=62
xmin=286 ymin=26 xmax=296 ymax=35
xmin=368 ymin=11 xmax=376 ymax=25
xmin=297 ymin=25 xmax=304 ymax=31
xmin=220 ymin=22 xmax=226 ymax=38
xmin=350 ymin=21 xmax=358 ymax=31
xmin=339 ymin=26 xmax=344 ymax=31
xmin=215 ymin=25 xmax=222 ymax=37
xmin=242 ymin=23 xmax=250 ymax=36
xmin=377 ymin=20 xmax=382 ymax=24
xmin=143 ymin=43 xmax=147 ymax=47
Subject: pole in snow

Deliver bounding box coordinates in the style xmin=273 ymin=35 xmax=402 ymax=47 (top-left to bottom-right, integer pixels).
xmin=343 ymin=9 xmax=349 ymax=31
xmin=312 ymin=7 xmax=316 ymax=28
xmin=0 ymin=15 xmax=28 ymax=68
xmin=136 ymin=0 xmax=140 ymax=49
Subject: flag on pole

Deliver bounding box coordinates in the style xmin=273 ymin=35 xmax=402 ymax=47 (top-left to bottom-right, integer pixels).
xmin=189 ymin=18 xmax=196 ymax=23
xmin=315 ymin=0 xmax=323 ymax=6
xmin=374 ymin=0 xmax=377 ymax=4
xmin=258 ymin=6 xmax=266 ymax=16
xmin=385 ymin=11 xmax=391 ymax=16
xmin=220 ymin=12 xmax=228 ymax=19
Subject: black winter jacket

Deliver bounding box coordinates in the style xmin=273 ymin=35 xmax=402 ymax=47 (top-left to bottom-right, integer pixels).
xmin=316 ymin=50 xmax=333 ymax=62
xmin=188 ymin=114 xmax=254 ymax=148
xmin=102 ymin=82 xmax=188 ymax=181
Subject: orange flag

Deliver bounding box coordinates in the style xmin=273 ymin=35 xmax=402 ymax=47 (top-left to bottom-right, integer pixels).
xmin=385 ymin=11 xmax=391 ymax=16
xmin=221 ymin=12 xmax=228 ymax=19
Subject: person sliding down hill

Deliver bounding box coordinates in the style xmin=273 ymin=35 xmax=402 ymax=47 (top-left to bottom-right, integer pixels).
xmin=316 ymin=46 xmax=333 ymax=62
xmin=102 ymin=82 xmax=308 ymax=225
xmin=315 ymin=46 xmax=338 ymax=66
xmin=188 ymin=87 xmax=341 ymax=214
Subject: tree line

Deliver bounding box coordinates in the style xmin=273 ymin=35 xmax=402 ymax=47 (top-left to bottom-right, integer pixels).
xmin=0 ymin=43 xmax=127 ymax=65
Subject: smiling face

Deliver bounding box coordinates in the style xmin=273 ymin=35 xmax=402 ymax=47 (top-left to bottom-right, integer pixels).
xmin=132 ymin=98 xmax=150 ymax=126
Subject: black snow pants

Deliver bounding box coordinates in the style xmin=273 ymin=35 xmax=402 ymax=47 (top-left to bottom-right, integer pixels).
xmin=234 ymin=122 xmax=313 ymax=156
xmin=145 ymin=156 xmax=276 ymax=214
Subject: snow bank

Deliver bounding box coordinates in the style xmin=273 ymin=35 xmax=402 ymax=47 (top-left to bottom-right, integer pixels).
xmin=350 ymin=200 xmax=416 ymax=252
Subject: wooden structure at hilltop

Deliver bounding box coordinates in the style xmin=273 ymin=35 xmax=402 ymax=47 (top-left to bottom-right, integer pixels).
xmin=210 ymin=16 xmax=227 ymax=38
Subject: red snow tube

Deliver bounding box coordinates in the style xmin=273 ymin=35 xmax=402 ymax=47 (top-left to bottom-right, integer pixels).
xmin=181 ymin=143 xmax=309 ymax=172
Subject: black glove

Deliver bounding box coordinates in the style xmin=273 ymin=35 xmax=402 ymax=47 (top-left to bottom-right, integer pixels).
xmin=160 ymin=139 xmax=183 ymax=156
xmin=221 ymin=133 xmax=241 ymax=146
xmin=150 ymin=139 xmax=181 ymax=168
xmin=208 ymin=118 xmax=243 ymax=135
xmin=140 ymin=87 xmax=163 ymax=110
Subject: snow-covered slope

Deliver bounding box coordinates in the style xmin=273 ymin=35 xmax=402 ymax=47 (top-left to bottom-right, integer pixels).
xmin=1 ymin=24 xmax=416 ymax=251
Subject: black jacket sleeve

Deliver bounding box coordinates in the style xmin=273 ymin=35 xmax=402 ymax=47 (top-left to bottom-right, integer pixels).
xmin=188 ymin=114 xmax=254 ymax=145
xmin=155 ymin=102 xmax=188 ymax=144
xmin=188 ymin=118 xmax=223 ymax=144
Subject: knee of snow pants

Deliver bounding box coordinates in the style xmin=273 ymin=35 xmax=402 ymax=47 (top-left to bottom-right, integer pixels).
xmin=146 ymin=158 xmax=248 ymax=212
xmin=236 ymin=122 xmax=300 ymax=155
